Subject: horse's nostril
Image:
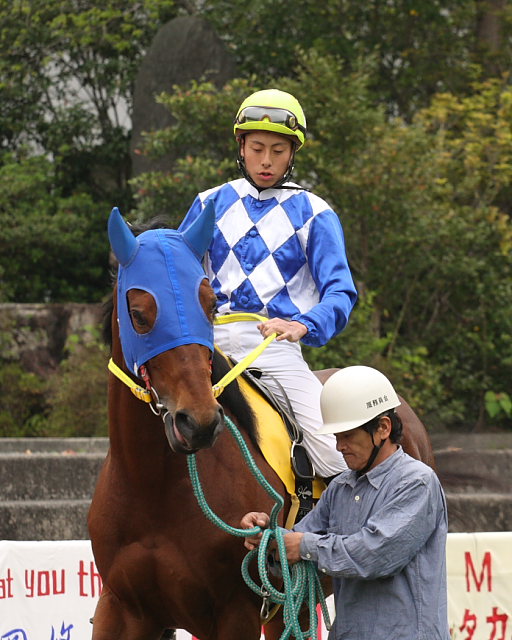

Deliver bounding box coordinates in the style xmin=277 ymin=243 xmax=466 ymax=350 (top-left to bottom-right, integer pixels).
xmin=174 ymin=408 xmax=224 ymax=450
xmin=174 ymin=411 xmax=193 ymax=433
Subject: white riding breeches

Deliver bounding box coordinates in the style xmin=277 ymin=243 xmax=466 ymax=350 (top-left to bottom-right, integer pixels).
xmin=214 ymin=321 xmax=348 ymax=478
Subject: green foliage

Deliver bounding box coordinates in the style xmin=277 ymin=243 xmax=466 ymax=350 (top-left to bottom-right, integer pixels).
xmin=1 ymin=0 xmax=176 ymax=147
xmin=44 ymin=327 xmax=109 ymax=437
xmin=0 ymin=152 xmax=110 ymax=301
xmin=0 ymin=319 xmax=48 ymax=436
xmin=132 ymin=52 xmax=512 ymax=430
xmin=204 ymin=0 xmax=486 ymax=118
xmin=0 ymin=319 xmax=109 ymax=437
xmin=1 ymin=0 xmax=177 ymax=213
xmin=1 ymin=1 xmax=512 ymax=433
xmin=485 ymin=391 xmax=512 ymax=422
xmin=0 ymin=361 xmax=48 ymax=437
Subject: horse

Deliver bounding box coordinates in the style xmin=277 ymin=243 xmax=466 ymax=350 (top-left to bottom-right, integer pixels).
xmin=88 ymin=203 xmax=436 ymax=640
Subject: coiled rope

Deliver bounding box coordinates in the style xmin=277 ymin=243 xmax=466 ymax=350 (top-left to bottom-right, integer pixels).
xmin=187 ymin=415 xmax=331 ymax=639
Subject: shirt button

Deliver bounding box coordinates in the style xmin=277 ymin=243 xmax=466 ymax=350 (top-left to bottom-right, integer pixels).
xmin=249 ymin=229 xmax=258 ymax=237
xmin=354 ymin=495 xmax=360 ymax=502
xmin=246 ymin=263 xmax=254 ymax=271
xmin=306 ymin=553 xmax=311 ymax=559
xmin=240 ymin=296 xmax=249 ymax=304
xmin=321 ymin=568 xmax=327 ymax=573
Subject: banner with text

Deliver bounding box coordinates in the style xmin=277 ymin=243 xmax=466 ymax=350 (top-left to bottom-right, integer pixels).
xmin=0 ymin=533 xmax=510 ymax=640
xmin=446 ymin=532 xmax=511 ymax=640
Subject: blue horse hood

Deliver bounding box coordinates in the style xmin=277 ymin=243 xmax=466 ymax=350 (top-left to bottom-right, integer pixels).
xmin=117 ymin=228 xmax=214 ymax=376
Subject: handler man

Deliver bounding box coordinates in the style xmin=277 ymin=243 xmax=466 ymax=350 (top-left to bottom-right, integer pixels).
xmin=241 ymin=365 xmax=451 ymax=640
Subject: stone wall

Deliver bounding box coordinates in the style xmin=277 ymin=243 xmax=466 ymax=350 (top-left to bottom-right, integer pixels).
xmin=0 ymin=434 xmax=511 ymax=540
xmin=0 ymin=302 xmax=104 ymax=376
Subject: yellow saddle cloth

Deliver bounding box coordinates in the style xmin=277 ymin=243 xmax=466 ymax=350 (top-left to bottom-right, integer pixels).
xmin=236 ymin=373 xmax=326 ymax=528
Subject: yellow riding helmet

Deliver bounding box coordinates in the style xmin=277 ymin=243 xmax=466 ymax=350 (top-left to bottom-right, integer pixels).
xmin=233 ymin=89 xmax=306 ymax=149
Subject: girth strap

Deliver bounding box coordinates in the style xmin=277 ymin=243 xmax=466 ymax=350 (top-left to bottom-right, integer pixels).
xmin=238 ymin=365 xmax=316 ymax=521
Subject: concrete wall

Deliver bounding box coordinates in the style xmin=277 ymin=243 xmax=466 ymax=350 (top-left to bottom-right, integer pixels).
xmin=0 ymin=434 xmax=510 ymax=540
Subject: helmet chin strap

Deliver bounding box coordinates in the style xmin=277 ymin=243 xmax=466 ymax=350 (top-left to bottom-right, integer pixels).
xmin=236 ymin=143 xmax=297 ymax=192
xmin=356 ymin=431 xmax=386 ymax=478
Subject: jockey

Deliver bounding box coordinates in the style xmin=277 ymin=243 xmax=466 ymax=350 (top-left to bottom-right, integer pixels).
xmin=179 ymin=88 xmax=358 ymax=479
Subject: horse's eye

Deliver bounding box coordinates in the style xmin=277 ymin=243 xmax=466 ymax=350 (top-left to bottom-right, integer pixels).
xmin=130 ymin=309 xmax=150 ymax=332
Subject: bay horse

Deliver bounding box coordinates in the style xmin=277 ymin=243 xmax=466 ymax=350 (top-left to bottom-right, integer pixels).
xmin=88 ymin=203 xmax=435 ymax=640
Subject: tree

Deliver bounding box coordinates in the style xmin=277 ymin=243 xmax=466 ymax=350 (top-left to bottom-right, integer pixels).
xmin=203 ymin=0 xmax=507 ymax=118
xmin=0 ymin=152 xmax=110 ymax=302
xmin=0 ymin=0 xmax=180 ymax=303
xmin=133 ymin=52 xmax=512 ymax=429
xmin=1 ymin=2 xmax=511 ymax=431
xmin=1 ymin=0 xmax=177 ymax=204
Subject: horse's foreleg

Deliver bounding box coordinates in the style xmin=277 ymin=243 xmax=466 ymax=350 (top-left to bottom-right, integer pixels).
xmin=91 ymin=585 xmax=163 ymax=640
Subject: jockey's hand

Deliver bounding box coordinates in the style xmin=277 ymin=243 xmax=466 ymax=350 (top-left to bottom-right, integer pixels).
xmin=240 ymin=512 xmax=270 ymax=551
xmin=257 ymin=318 xmax=308 ymax=343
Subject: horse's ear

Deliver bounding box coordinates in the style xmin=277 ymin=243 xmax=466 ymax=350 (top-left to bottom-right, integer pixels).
xmin=108 ymin=207 xmax=139 ymax=266
xmin=181 ymin=199 xmax=215 ymax=259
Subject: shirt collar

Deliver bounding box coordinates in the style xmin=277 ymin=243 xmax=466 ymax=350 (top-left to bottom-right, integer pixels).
xmin=364 ymin=445 xmax=404 ymax=488
xmin=243 ymin=179 xmax=300 ymax=200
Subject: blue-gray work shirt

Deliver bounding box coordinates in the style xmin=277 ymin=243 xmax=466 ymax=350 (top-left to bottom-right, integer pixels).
xmin=295 ymin=447 xmax=450 ymax=639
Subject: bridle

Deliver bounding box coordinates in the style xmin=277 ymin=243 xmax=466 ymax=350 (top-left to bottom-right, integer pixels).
xmin=108 ymin=312 xmax=278 ymax=415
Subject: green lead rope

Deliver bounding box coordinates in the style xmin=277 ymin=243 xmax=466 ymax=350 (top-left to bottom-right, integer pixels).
xmin=187 ymin=415 xmax=331 ymax=639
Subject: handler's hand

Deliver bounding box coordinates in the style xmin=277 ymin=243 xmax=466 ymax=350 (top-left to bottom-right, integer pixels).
xmin=257 ymin=318 xmax=307 ymax=343
xmin=283 ymin=532 xmax=304 ymax=565
xmin=240 ymin=512 xmax=270 ymax=551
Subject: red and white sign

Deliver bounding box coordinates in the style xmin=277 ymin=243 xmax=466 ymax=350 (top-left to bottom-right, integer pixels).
xmin=446 ymin=532 xmax=511 ymax=640
xmin=0 ymin=533 xmax=510 ymax=639
xmin=0 ymin=540 xmax=100 ymax=640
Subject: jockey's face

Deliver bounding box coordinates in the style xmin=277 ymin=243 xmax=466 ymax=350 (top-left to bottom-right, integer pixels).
xmin=240 ymin=131 xmax=293 ymax=189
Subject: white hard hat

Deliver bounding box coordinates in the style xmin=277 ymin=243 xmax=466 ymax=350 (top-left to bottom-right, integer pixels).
xmin=318 ymin=366 xmax=401 ymax=435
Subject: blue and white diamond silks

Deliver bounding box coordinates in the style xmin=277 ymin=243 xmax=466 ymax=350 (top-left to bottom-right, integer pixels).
xmin=179 ymin=179 xmax=358 ymax=347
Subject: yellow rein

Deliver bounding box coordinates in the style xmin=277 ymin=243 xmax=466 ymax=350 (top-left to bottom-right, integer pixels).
xmin=212 ymin=314 xmax=277 ymax=398
xmin=108 ymin=313 xmax=277 ymax=403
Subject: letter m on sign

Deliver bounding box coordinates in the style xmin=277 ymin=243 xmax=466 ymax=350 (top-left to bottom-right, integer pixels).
xmin=465 ymin=551 xmax=492 ymax=592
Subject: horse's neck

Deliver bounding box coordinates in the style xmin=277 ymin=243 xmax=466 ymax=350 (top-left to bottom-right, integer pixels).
xmin=107 ymin=371 xmax=186 ymax=483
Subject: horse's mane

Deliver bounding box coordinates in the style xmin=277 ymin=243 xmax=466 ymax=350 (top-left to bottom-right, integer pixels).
xmin=102 ymin=215 xmax=260 ymax=449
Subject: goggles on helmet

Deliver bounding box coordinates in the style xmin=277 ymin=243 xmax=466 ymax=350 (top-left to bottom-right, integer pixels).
xmin=235 ymin=106 xmax=306 ymax=134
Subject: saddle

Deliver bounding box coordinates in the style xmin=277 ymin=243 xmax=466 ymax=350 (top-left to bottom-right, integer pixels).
xmin=227 ymin=356 xmax=325 ymax=525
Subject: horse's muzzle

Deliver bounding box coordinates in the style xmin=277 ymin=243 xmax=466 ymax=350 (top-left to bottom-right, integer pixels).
xmin=163 ymin=407 xmax=224 ymax=454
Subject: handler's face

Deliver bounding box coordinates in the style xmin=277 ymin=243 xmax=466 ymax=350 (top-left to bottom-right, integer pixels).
xmin=335 ymin=427 xmax=375 ymax=471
